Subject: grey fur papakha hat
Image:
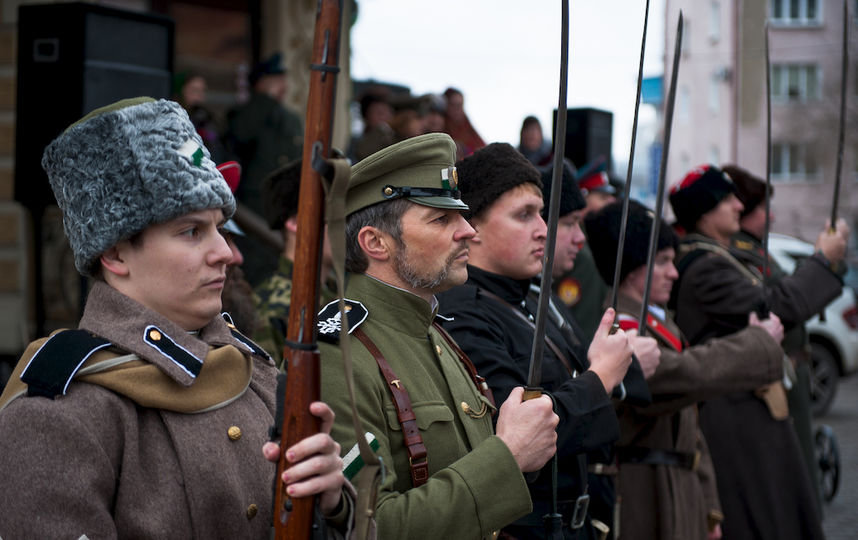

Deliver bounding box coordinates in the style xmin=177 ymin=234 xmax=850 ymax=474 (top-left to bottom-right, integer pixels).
xmin=42 ymin=97 xmax=235 ymax=276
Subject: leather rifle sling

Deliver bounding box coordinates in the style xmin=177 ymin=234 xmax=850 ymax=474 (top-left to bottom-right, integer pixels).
xmin=478 ymin=288 xmax=577 ymax=377
xmin=352 ymin=328 xmax=429 ymax=487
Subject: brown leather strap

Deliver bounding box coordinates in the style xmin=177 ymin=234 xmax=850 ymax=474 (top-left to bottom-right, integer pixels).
xmin=352 ymin=327 xmax=429 ymax=487
xmin=432 ymin=321 xmax=496 ymax=410
xmin=477 ymin=287 xmax=576 ymax=376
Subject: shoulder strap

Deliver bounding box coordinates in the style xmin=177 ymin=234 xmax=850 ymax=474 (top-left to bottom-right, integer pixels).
xmin=477 ymin=287 xmax=576 ymax=376
xmin=352 ymin=328 xmax=429 ymax=488
xmin=21 ymin=329 xmax=112 ymax=399
xmin=432 ymin=321 xmax=496 ymax=410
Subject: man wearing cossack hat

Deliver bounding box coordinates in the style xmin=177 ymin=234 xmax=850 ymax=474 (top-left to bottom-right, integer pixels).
xmin=319 ymin=132 xmax=560 ymax=539
xmin=668 ymin=164 xmax=848 ymax=540
xmin=585 ymin=199 xmax=785 ymax=540
xmin=0 ymin=97 xmax=353 ymax=538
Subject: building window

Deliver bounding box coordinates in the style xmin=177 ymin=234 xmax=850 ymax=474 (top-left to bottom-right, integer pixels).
xmin=709 ymin=75 xmax=720 ymax=112
xmin=709 ymin=2 xmax=721 ymax=42
xmin=771 ymin=64 xmax=820 ymax=102
xmin=770 ymin=0 xmax=820 ymax=25
xmin=771 ymin=142 xmax=819 ymax=181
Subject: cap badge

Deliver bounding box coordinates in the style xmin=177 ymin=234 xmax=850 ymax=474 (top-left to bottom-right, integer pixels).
xmin=178 ymin=138 xmax=204 ymax=167
xmin=441 ymin=166 xmax=458 ymax=190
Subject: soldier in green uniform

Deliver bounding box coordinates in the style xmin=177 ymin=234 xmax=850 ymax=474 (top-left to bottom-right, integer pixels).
xmin=253 ymin=159 xmax=336 ymax=366
xmin=320 ymin=133 xmax=560 ymax=539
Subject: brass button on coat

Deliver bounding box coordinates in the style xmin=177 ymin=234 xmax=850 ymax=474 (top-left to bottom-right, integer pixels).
xmin=246 ymin=503 xmax=258 ymax=519
xmin=435 ymin=345 xmax=442 ymax=355
xmin=148 ymin=329 xmax=162 ymax=341
xmin=228 ymin=426 xmax=242 ymax=441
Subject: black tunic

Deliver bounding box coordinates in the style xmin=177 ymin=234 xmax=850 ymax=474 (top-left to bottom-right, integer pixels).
xmin=438 ymin=266 xmax=619 ymax=538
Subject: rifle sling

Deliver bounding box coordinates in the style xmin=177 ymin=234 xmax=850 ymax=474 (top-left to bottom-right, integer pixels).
xmin=352 ymin=328 xmax=429 ymax=488
xmin=478 ymin=288 xmax=576 ymax=377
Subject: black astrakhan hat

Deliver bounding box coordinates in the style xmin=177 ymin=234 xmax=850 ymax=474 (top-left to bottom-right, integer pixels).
xmin=540 ymin=159 xmax=586 ymax=219
xmin=584 ymin=199 xmax=679 ymax=285
xmin=456 ymin=142 xmax=542 ymax=220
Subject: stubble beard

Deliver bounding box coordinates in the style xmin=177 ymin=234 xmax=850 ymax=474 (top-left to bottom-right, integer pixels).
xmin=393 ymin=242 xmax=465 ymax=292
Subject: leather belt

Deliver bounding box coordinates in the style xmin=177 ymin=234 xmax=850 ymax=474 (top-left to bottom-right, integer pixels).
xmin=616 ymin=446 xmax=700 ymax=470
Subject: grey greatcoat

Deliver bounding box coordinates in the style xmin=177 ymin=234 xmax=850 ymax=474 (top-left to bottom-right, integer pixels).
xmin=613 ymin=293 xmax=783 ymax=540
xmin=671 ymin=233 xmax=838 ymax=540
xmin=0 ymin=282 xmax=355 ymax=539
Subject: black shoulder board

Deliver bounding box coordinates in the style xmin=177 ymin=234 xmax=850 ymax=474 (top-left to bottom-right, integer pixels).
xmin=21 ymin=330 xmax=112 ymax=399
xmin=316 ymin=299 xmax=368 ymax=344
xmin=143 ymin=325 xmax=203 ymax=378
xmin=228 ymin=324 xmax=273 ymax=362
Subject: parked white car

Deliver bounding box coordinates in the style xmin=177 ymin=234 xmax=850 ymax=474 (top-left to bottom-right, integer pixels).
xmin=767 ymin=233 xmax=858 ymax=416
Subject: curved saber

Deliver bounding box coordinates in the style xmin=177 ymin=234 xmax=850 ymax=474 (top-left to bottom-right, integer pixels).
xmin=831 ymin=0 xmax=848 ymax=229
xmin=638 ymin=12 xmax=683 ymax=330
xmin=611 ymin=0 xmax=651 ymax=314
xmin=525 ymin=0 xmax=569 ymax=397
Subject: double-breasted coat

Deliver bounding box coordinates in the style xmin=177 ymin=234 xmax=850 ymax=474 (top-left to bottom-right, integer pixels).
xmin=671 ymin=233 xmax=839 ymax=540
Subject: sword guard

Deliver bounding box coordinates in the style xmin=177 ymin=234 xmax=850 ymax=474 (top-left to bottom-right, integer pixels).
xmin=523 ymin=386 xmax=544 ymax=401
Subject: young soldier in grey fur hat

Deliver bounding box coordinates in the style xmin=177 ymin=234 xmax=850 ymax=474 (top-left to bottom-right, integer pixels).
xmin=0 ymin=97 xmax=359 ymax=539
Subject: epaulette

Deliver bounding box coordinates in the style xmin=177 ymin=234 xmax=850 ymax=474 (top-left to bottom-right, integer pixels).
xmin=316 ymin=298 xmax=368 ymax=344
xmin=21 ymin=329 xmax=112 ymax=399
xmin=222 ymin=314 xmax=273 ymax=362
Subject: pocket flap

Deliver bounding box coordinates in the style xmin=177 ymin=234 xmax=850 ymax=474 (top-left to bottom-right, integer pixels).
xmin=385 ymin=401 xmax=454 ymax=431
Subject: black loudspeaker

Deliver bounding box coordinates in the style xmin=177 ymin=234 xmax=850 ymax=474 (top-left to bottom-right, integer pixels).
xmin=15 ymin=3 xmax=174 ymax=210
xmin=553 ymin=107 xmax=613 ymax=171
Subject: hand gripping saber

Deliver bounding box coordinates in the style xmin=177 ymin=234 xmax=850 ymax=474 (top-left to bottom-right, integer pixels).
xmin=637 ymin=13 xmax=683 ymax=328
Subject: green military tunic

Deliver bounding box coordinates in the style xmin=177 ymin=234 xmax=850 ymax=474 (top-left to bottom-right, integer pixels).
xmin=320 ymin=274 xmax=531 ymax=539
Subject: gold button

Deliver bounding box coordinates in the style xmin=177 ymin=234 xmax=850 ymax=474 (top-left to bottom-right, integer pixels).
xmin=228 ymin=426 xmax=242 ymax=441
xmin=226 ymin=322 xmax=236 ymax=329
xmin=246 ymin=503 xmax=258 ymax=519
xmin=384 ymin=186 xmax=394 ymax=196
xmin=435 ymin=345 xmax=442 ymax=355
xmin=149 ymin=329 xmax=161 ymax=341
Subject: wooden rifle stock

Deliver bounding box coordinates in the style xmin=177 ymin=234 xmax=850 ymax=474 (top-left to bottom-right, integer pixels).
xmin=274 ymin=1 xmax=343 ymax=538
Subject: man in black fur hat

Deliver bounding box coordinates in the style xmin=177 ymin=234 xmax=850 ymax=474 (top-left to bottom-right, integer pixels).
xmin=438 ymin=142 xmax=635 ymax=539
xmin=668 ymin=164 xmax=848 ymax=540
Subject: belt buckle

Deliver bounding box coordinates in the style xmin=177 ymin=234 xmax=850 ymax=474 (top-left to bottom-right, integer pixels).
xmin=570 ymin=494 xmax=590 ymax=529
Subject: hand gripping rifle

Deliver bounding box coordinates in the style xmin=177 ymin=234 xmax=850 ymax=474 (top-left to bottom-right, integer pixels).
xmin=271 ymin=2 xmax=359 ymax=538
